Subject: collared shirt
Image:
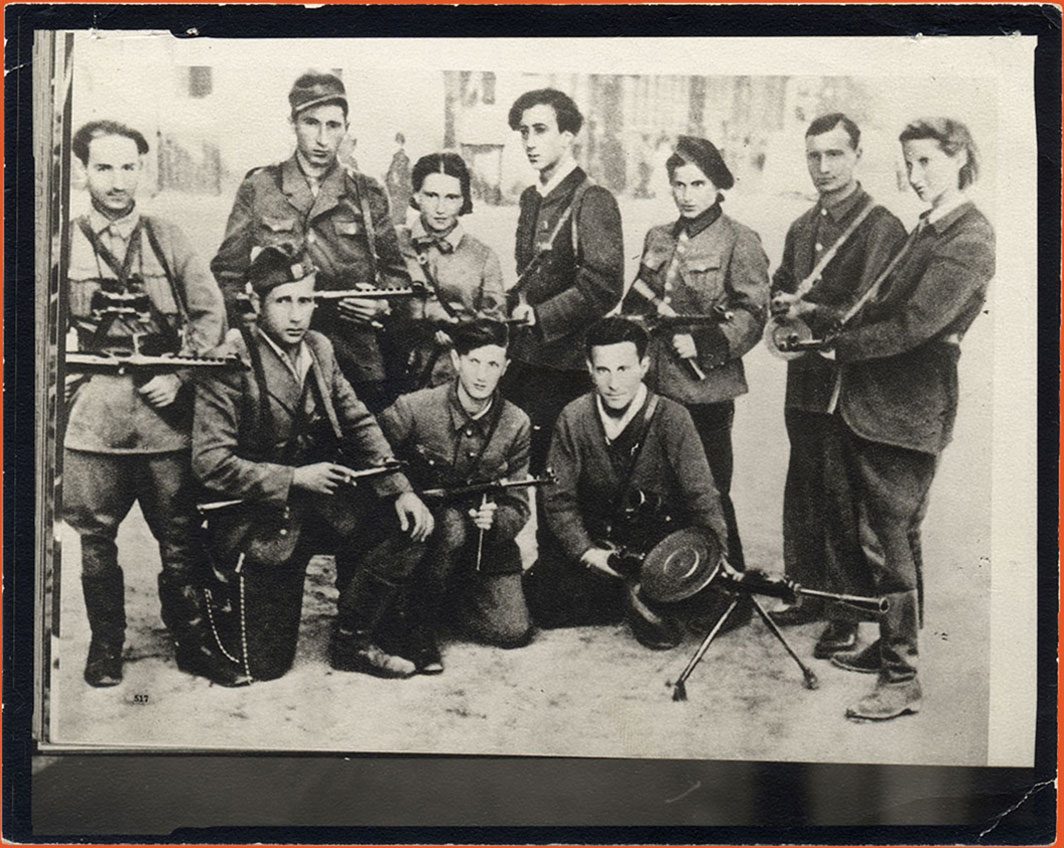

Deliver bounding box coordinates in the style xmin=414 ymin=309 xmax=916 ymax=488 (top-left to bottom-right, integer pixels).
xmin=88 ymin=204 xmax=142 ymax=263
xmin=295 ymin=150 xmax=333 ymax=198
xmin=536 ymin=155 xmax=579 ymax=198
xmin=595 ymin=383 xmax=648 ymax=442
xmin=672 ymin=203 xmax=723 ymax=240
xmin=926 ymin=192 xmax=969 ymax=226
xmin=258 ymin=327 xmax=313 ymax=386
xmin=410 ymin=217 xmax=465 ymax=253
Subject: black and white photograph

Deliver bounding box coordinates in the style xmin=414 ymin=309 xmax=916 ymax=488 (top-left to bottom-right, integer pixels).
xmin=30 ymin=26 xmax=1038 ymax=769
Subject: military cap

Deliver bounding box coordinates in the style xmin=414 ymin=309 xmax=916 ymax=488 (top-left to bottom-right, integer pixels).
xmin=674 ymin=135 xmax=734 ymax=190
xmin=288 ymin=71 xmax=348 ymax=116
xmin=247 ymin=245 xmax=316 ymax=296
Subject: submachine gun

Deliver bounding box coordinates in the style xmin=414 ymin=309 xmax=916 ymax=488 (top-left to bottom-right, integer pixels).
xmin=596 ymin=488 xmax=890 ymax=700
xmin=419 ymin=471 xmax=556 ymax=571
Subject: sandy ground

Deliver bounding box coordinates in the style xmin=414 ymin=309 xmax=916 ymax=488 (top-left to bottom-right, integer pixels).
xmin=46 ymin=193 xmax=992 ymax=764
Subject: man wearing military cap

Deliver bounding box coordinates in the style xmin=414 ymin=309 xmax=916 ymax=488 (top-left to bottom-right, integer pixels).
xmin=211 ymin=71 xmax=411 ymax=413
xmin=193 ymin=245 xmax=435 ymax=682
xmin=621 ymin=135 xmax=769 ymax=605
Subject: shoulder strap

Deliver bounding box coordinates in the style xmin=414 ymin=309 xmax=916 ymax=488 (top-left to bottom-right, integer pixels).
xmin=241 ymin=326 xmax=276 ymax=453
xmin=569 ymin=177 xmax=594 ymax=260
xmin=612 ymin=392 xmax=661 ymax=515
xmin=306 ymin=341 xmax=345 ymax=443
xmin=141 ymin=216 xmax=190 ymax=324
xmin=77 ymin=215 xmax=144 ymax=286
xmin=796 ymin=200 xmax=878 ymax=298
xmin=351 ymin=172 xmax=381 ymax=286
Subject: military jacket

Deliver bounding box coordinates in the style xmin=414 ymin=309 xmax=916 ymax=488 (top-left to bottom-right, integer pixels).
xmin=379 ymin=382 xmax=532 ymax=551
xmin=210 ymin=155 xmax=410 ymax=384
xmin=512 ymin=167 xmax=624 ymax=371
xmin=771 ymin=187 xmax=906 ymax=413
xmin=834 ymin=201 xmax=995 ymax=455
xmin=623 ymin=212 xmax=769 ymax=406
xmin=65 ymin=207 xmax=226 ymax=454
xmin=192 ymin=328 xmax=412 ymax=511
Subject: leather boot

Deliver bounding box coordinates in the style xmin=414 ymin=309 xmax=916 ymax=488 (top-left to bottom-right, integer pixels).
xmin=158 ymin=575 xmax=251 ymax=687
xmin=813 ymin=620 xmax=859 ymax=659
xmin=831 ymin=638 xmax=881 ymax=674
xmin=406 ymin=587 xmax=444 ymax=675
xmin=82 ymin=572 xmax=125 ymax=687
xmin=846 ymin=591 xmax=921 ymax=720
xmin=331 ymin=573 xmax=415 ymax=678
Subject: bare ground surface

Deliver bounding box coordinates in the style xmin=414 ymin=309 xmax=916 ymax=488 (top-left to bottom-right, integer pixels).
xmin=46 ymin=194 xmax=993 ymax=764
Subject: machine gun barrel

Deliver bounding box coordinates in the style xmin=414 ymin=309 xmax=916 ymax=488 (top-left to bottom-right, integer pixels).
xmin=618 ymin=312 xmax=730 ymax=330
xmin=715 ymin=567 xmax=889 ymax=614
xmin=66 ymin=350 xmax=245 ymax=375
xmin=196 ymin=461 xmax=403 ymax=515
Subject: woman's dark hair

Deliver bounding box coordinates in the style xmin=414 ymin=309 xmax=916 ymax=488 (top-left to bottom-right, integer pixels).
xmin=451 ymin=318 xmax=510 ymax=355
xmin=410 ymin=152 xmax=474 ymax=216
xmin=806 ymin=112 xmax=862 ymax=149
xmin=664 ymin=152 xmax=726 ymax=206
xmin=899 ymin=117 xmax=980 ymax=190
xmin=507 ymin=88 xmax=584 ymax=136
xmin=72 ymin=120 xmax=149 ymax=165
xmin=585 ymin=316 xmax=650 ymax=360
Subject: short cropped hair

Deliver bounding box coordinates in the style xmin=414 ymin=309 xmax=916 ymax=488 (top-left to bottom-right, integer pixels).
xmin=507 ymin=88 xmax=584 ymax=136
xmin=806 ymin=113 xmax=861 ymax=149
xmin=585 ymin=316 xmax=649 ymax=361
xmin=451 ymin=318 xmax=510 ymax=356
xmin=72 ymin=120 xmax=149 ymax=166
xmin=899 ymin=117 xmax=980 ymax=190
xmin=410 ymin=152 xmax=474 ymax=216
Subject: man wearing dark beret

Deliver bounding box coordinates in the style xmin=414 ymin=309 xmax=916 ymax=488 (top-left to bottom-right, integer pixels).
xmin=193 ymin=245 xmax=435 ymax=682
xmin=378 ymin=318 xmax=533 ymax=673
xmin=621 ymin=135 xmax=770 ymax=629
xmin=210 ymin=71 xmax=411 ymax=413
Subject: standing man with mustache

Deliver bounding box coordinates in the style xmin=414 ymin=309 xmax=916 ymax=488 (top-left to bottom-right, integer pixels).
xmin=63 ymin=120 xmax=241 ymax=687
xmin=502 ymin=88 xmax=625 ymax=472
xmin=211 ymin=71 xmax=410 ymax=413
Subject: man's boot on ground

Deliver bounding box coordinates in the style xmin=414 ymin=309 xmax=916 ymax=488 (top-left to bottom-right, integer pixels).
xmin=158 ymin=575 xmax=251 ymax=687
xmin=846 ymin=591 xmax=921 ymax=721
xmin=831 ymin=638 xmax=881 ymax=674
xmin=331 ymin=573 xmax=416 ymax=678
xmin=81 ymin=571 xmax=126 ymax=687
xmin=405 ymin=586 xmax=444 ymax=674
xmin=813 ymin=619 xmax=859 ymax=659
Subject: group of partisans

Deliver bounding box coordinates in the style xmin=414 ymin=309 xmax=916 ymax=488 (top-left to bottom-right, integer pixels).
xmin=63 ymin=71 xmax=994 ymax=722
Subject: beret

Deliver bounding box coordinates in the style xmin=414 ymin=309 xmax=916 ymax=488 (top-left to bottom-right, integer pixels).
xmin=674 ymin=135 xmax=734 ymax=190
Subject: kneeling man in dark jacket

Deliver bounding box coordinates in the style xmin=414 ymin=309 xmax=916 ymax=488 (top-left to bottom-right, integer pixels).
xmin=524 ymin=316 xmax=728 ymax=649
xmin=192 ymin=246 xmax=434 ymax=682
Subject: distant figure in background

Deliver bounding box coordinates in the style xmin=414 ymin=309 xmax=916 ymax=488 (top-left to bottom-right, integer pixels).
xmin=385 ymin=132 xmax=413 ymax=225
xmin=211 ymin=71 xmax=410 ymax=413
xmin=827 ymin=118 xmax=994 ymax=721
xmin=502 ymin=87 xmax=624 ymax=473
xmin=63 ymin=120 xmax=240 ymax=688
xmin=396 ymin=152 xmax=507 ymax=389
xmin=767 ymin=113 xmax=906 ymax=664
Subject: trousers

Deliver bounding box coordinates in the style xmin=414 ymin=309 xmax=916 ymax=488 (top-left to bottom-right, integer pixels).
xmin=501 ymin=359 xmax=589 ymax=474
xmin=64 ymin=448 xmax=200 ymax=583
xmin=782 ymin=408 xmax=881 ymax=620
xmin=841 ymin=426 xmax=937 ymax=680
xmin=685 ymin=401 xmax=745 ymax=570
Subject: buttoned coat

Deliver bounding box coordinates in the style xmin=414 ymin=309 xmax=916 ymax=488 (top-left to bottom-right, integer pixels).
xmin=210 ymin=156 xmax=410 ymax=385
xmin=623 ymin=213 xmax=770 ymax=406
xmin=834 ymin=201 xmax=995 ymax=455
xmin=511 ymin=167 xmax=624 ymax=372
xmin=192 ymin=329 xmax=411 ymax=524
xmin=771 ymin=189 xmax=907 ymax=413
xmin=65 ymin=210 xmax=226 ymax=454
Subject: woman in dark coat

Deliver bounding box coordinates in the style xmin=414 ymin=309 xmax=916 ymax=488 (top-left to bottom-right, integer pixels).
xmin=829 ymin=117 xmax=995 ymax=721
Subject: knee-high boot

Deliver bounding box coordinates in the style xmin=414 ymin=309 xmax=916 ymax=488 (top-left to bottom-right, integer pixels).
xmin=81 ymin=571 xmax=126 ymax=687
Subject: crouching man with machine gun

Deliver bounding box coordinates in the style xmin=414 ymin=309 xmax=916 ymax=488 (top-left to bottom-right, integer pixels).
xmin=192 ymin=246 xmax=434 ymax=683
xmin=378 ymin=319 xmax=538 ymax=673
xmin=524 ymin=317 xmax=729 ymax=650
xmin=62 ymin=120 xmax=240 ymax=688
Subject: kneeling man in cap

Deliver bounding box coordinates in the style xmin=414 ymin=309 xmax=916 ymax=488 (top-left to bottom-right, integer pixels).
xmin=524 ymin=316 xmax=729 ymax=649
xmin=192 ymin=245 xmax=434 ymax=682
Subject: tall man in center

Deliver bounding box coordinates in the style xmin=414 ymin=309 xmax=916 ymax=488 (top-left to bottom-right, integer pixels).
xmin=503 ymin=88 xmax=625 ymax=471
xmin=211 ymin=71 xmax=410 ymax=413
